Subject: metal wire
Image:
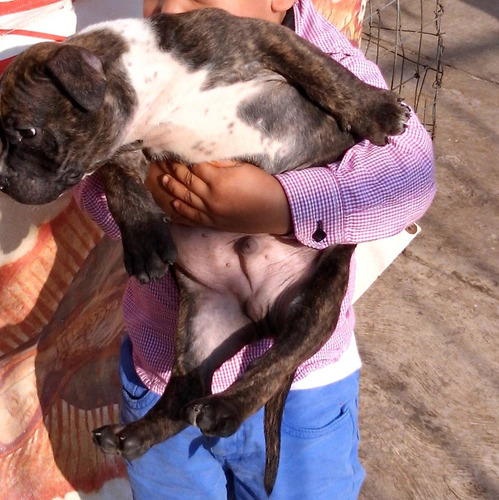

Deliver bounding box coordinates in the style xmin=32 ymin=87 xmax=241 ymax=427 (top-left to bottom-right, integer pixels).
xmin=362 ymin=0 xmax=444 ymax=138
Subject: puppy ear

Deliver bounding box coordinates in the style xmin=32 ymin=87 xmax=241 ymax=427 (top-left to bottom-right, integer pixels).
xmin=46 ymin=45 xmax=107 ymax=112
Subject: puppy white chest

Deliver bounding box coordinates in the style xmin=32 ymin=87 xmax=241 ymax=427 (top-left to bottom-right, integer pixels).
xmin=114 ymin=21 xmax=286 ymax=165
xmin=142 ymin=78 xmax=276 ymax=162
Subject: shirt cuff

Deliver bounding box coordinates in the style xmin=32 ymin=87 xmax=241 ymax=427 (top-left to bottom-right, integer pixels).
xmin=276 ymin=166 xmax=344 ymax=249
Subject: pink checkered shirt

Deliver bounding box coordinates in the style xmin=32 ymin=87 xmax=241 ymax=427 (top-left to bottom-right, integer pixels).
xmin=74 ymin=0 xmax=436 ymax=395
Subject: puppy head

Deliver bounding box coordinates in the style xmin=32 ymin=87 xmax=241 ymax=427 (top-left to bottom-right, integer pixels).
xmin=0 ymin=41 xmax=129 ymax=204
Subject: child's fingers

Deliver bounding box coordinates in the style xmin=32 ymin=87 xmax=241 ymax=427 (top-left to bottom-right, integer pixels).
xmin=167 ymin=162 xmax=211 ymax=198
xmin=161 ymin=174 xmax=207 ymax=212
xmin=171 ymin=199 xmax=212 ymax=227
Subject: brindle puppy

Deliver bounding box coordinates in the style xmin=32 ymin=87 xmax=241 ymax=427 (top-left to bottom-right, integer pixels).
xmin=0 ymin=9 xmax=408 ymax=493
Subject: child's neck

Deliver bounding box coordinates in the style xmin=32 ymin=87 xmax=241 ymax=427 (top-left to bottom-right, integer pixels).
xmin=282 ymin=8 xmax=295 ymax=31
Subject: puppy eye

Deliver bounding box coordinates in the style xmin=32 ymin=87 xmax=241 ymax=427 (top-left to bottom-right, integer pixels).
xmin=18 ymin=128 xmax=37 ymax=139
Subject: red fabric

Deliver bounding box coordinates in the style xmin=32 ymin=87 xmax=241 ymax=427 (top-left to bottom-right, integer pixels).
xmin=0 ymin=0 xmax=62 ymax=16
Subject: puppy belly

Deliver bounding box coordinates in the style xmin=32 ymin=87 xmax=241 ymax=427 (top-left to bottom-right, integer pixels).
xmin=171 ymin=225 xmax=319 ymax=321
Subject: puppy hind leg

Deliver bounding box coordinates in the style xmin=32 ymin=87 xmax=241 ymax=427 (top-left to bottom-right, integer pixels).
xmin=175 ymin=280 xmax=262 ymax=430
xmin=92 ymin=374 xmax=194 ymax=460
xmin=93 ymin=291 xmax=205 ymax=460
xmin=94 ymin=285 xmax=262 ymax=460
xmin=184 ymin=244 xmax=356 ymax=438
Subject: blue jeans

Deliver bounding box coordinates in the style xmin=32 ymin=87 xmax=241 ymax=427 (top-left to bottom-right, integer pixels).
xmin=120 ymin=336 xmax=365 ymax=499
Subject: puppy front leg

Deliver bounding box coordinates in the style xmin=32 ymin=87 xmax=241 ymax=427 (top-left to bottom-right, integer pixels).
xmin=98 ymin=150 xmax=177 ymax=283
xmin=257 ymin=24 xmax=410 ymax=145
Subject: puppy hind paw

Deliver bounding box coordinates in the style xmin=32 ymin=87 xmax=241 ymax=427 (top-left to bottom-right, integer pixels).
xmin=92 ymin=424 xmax=125 ymax=454
xmin=92 ymin=424 xmax=152 ymax=460
xmin=184 ymin=398 xmax=241 ymax=438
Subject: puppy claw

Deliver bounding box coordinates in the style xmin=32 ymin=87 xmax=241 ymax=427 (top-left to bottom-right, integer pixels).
xmin=92 ymin=424 xmax=125 ymax=454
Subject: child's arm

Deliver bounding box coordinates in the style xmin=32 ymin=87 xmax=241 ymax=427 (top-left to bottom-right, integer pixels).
xmin=146 ymin=160 xmax=292 ymax=235
xmin=149 ymin=112 xmax=435 ymax=245
xmin=277 ymin=112 xmax=435 ymax=247
xmin=149 ymin=48 xmax=435 ymax=245
xmin=274 ymin=47 xmax=436 ymax=247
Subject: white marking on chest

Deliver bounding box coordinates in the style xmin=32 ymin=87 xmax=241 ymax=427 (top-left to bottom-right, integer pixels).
xmin=93 ymin=19 xmax=289 ymax=167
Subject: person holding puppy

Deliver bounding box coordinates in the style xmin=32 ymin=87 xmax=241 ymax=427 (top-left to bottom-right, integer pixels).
xmin=75 ymin=0 xmax=435 ymax=498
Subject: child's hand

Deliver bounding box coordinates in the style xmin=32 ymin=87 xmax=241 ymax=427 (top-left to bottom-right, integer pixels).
xmin=146 ymin=160 xmax=293 ymax=235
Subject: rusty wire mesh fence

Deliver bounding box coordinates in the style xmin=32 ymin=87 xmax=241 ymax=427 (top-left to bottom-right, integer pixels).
xmin=362 ymin=0 xmax=444 ymax=138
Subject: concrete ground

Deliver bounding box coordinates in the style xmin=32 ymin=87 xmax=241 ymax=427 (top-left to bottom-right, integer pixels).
xmin=356 ymin=1 xmax=498 ymax=498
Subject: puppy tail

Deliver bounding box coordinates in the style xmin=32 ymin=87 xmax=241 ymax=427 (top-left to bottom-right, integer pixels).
xmin=263 ymin=373 xmax=294 ymax=496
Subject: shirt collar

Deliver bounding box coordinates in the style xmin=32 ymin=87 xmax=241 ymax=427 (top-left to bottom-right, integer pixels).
xmin=293 ymin=0 xmax=357 ymax=56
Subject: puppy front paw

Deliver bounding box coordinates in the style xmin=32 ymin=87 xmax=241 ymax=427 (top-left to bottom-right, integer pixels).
xmin=121 ymin=212 xmax=177 ymax=284
xmin=347 ymin=90 xmax=411 ymax=146
xmin=367 ymin=92 xmax=411 ymax=145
